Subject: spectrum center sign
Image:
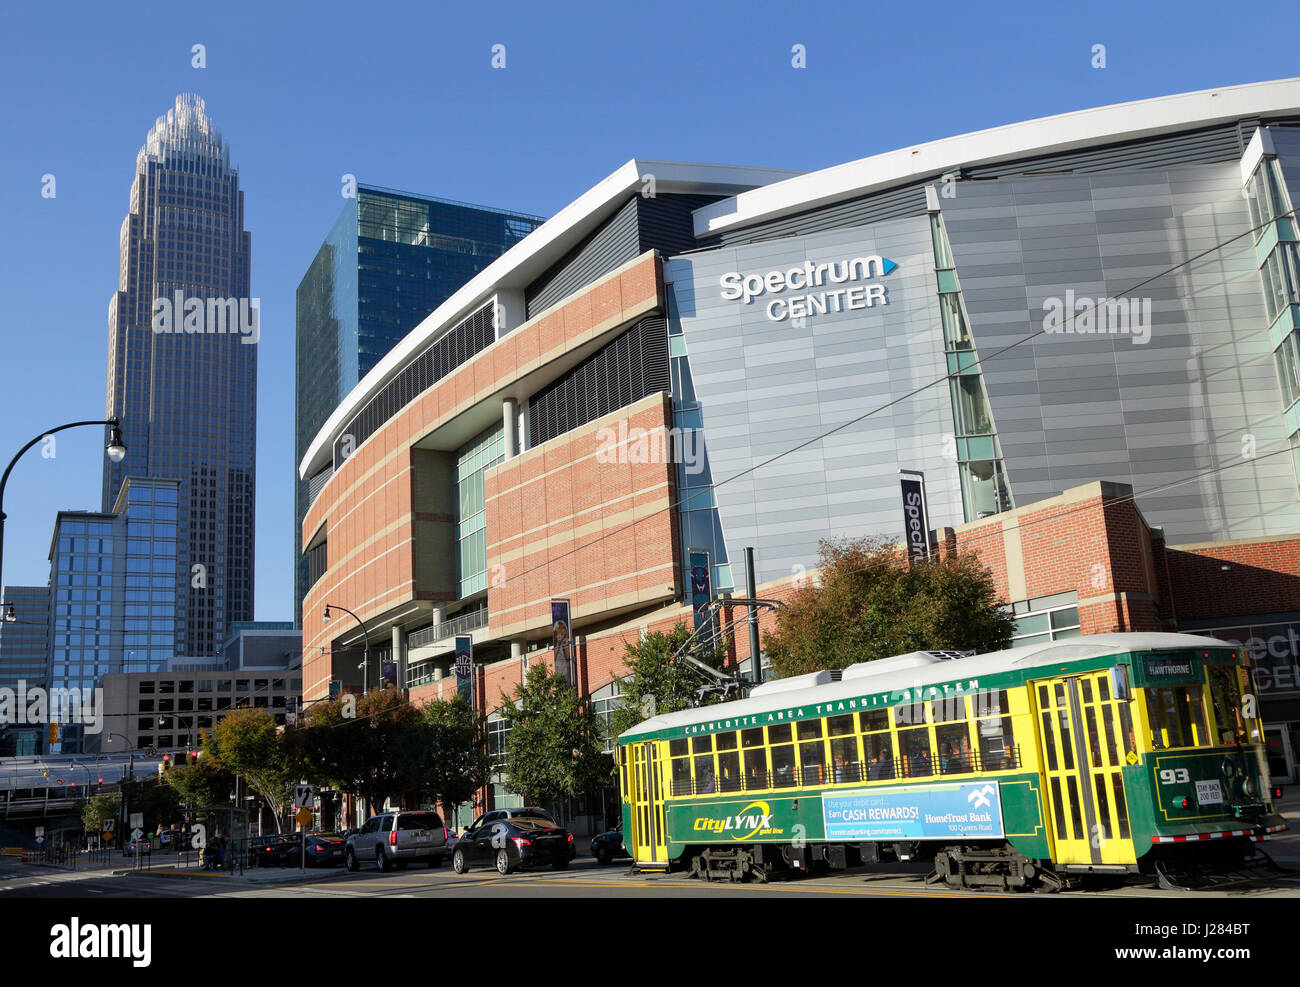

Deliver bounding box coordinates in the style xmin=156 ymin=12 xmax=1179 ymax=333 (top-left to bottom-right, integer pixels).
xmin=719 ymin=254 xmax=898 ymax=322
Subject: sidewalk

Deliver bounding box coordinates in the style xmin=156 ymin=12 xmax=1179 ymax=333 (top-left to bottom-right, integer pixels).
xmin=118 ymin=859 xmax=353 ymax=884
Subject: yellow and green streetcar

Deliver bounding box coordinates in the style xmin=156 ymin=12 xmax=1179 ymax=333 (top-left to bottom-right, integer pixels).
xmin=615 ymin=633 xmax=1286 ymax=890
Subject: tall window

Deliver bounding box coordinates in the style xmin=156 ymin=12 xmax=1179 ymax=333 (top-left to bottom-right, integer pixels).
xmin=456 ymin=425 xmax=505 ymax=597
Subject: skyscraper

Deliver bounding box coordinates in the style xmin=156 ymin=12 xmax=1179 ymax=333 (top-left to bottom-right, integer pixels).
xmin=294 ymin=186 xmax=544 ymax=622
xmin=0 ymin=584 xmax=49 ymax=755
xmin=103 ymin=94 xmax=255 ymax=657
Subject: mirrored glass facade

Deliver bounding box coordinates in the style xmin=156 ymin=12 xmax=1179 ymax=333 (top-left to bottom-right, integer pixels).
xmin=294 ymin=187 xmax=544 ymax=621
xmin=102 ymin=94 xmax=255 ymax=658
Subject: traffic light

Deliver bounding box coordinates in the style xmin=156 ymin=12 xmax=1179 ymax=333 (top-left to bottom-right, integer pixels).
xmin=188 ymin=750 xmax=199 ymax=766
xmin=48 ymin=722 xmax=58 ymax=744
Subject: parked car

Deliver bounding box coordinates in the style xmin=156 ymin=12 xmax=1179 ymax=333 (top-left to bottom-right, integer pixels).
xmin=345 ymin=810 xmax=447 ymax=872
xmin=303 ymin=832 xmax=347 ymax=867
xmin=246 ymin=834 xmax=300 ymax=867
xmin=451 ymin=815 xmax=576 ymax=875
xmin=591 ymin=828 xmax=631 ymax=866
xmin=121 ymin=838 xmax=151 ymax=857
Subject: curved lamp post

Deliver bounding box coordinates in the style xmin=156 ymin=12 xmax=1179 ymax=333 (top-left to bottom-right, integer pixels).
xmin=323 ymin=603 xmax=370 ymax=693
xmin=0 ymin=417 xmax=125 ymax=594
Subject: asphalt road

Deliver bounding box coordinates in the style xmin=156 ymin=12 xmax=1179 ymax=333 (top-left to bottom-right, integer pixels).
xmin=4 ymin=854 xmax=1299 ymax=899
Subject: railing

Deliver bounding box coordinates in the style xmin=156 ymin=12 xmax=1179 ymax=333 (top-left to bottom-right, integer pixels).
xmin=669 ymin=747 xmax=1022 ymax=797
xmin=408 ymin=608 xmax=488 ymax=650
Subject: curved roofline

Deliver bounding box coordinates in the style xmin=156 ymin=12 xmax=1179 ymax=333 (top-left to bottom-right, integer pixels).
xmin=619 ymin=632 xmax=1235 ymax=739
xmin=297 ymin=158 xmax=803 ymax=480
xmin=691 ymin=76 xmax=1300 ymax=238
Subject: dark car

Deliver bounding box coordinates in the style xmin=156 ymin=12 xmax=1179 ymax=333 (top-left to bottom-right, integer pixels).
xmin=451 ymin=815 xmax=576 ymax=875
xmin=302 ymin=832 xmax=347 ymax=867
xmin=246 ymin=834 xmax=300 ymax=867
xmin=591 ymin=829 xmax=631 ymax=865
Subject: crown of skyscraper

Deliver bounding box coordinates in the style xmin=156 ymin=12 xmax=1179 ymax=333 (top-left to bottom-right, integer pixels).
xmin=135 ymin=93 xmax=232 ymax=174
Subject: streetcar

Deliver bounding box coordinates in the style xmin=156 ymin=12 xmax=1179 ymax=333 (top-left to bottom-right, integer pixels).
xmin=615 ymin=633 xmax=1287 ymax=890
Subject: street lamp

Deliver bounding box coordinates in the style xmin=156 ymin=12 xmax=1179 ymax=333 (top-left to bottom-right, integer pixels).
xmin=323 ymin=603 xmax=370 ymax=693
xmin=0 ymin=416 xmax=126 ymax=592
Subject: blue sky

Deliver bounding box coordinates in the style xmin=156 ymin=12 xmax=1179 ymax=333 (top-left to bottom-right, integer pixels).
xmin=0 ymin=0 xmax=1294 ymax=620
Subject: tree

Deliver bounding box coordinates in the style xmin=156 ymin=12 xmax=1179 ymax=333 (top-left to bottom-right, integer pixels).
xmin=387 ymin=696 xmax=492 ymax=812
xmin=288 ymin=687 xmax=420 ymax=816
xmin=117 ymin=778 xmax=182 ymax=834
xmin=82 ymin=793 xmax=120 ymax=836
xmin=204 ymin=709 xmax=295 ymax=832
xmin=168 ymin=754 xmax=236 ymax=809
xmin=763 ymin=536 xmax=1016 ymax=678
xmin=610 ymin=622 xmax=734 ymax=737
xmin=499 ymin=665 xmax=610 ymax=807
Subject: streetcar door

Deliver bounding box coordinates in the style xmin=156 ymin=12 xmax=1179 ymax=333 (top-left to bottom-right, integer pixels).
xmin=1032 ymin=673 xmax=1137 ymax=866
xmin=629 ymin=741 xmax=667 ymax=867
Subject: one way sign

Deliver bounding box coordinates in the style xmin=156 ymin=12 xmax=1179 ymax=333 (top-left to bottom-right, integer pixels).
xmin=293 ymin=785 xmax=314 ymax=809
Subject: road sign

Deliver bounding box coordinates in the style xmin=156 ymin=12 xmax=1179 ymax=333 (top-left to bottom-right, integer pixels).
xmin=34 ymin=826 xmax=44 ymax=838
xmin=293 ymin=784 xmax=314 ymax=809
xmin=145 ymin=745 xmax=157 ymax=758
xmin=295 ymin=808 xmax=313 ymax=827
xmin=35 ymin=835 xmax=44 ymax=845
xmin=130 ymin=827 xmax=143 ymax=841
xmin=130 ymin=813 xmax=143 ymax=829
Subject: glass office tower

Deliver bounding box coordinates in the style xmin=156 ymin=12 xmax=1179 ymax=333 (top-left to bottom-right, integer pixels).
xmin=294 ymin=186 xmax=544 ymax=622
xmin=47 ymin=477 xmax=180 ymax=753
xmin=103 ymin=94 xmax=255 ymax=658
xmin=0 ymin=584 xmax=50 ymax=754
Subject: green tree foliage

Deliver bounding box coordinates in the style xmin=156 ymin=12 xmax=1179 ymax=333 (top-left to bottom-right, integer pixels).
xmin=167 ymin=753 xmax=236 ymax=808
xmin=763 ymin=536 xmax=1016 ymax=678
xmin=82 ymin=793 xmax=120 ymax=835
xmin=387 ymin=696 xmax=492 ymax=811
xmin=610 ymin=622 xmax=734 ymax=737
xmin=204 ymin=709 xmax=294 ymax=831
xmin=118 ymin=778 xmax=182 ymax=833
xmin=500 ymin=665 xmax=610 ymax=806
xmin=287 ymin=687 xmax=419 ymax=816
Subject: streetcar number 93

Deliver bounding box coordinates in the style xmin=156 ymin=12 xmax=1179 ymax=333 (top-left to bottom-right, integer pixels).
xmin=1158 ymin=768 xmax=1190 ymax=784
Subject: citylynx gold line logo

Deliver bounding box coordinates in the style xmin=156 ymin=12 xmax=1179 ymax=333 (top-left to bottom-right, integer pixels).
xmin=692 ymin=800 xmax=784 ymax=841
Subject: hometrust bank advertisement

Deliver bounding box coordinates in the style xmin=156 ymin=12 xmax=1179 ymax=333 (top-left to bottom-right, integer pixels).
xmin=822 ymin=782 xmax=1005 ymax=841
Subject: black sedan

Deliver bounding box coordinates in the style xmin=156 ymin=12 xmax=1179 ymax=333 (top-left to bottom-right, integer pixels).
xmin=591 ymin=829 xmax=631 ymax=865
xmin=302 ymin=832 xmax=347 ymax=867
xmin=246 ymin=835 xmax=300 ymax=867
xmin=450 ymin=816 xmax=576 ymax=875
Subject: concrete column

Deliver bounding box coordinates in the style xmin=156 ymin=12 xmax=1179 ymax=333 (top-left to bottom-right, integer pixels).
xmin=433 ymin=602 xmax=447 ymax=628
xmin=502 ymin=398 xmax=518 ymax=459
xmin=511 ymin=639 xmax=524 ymax=669
xmin=391 ymin=624 xmax=407 ymax=692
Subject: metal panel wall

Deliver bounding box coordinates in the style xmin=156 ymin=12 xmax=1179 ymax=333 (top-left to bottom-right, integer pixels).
xmin=667 ymin=217 xmax=960 ymax=586
xmin=940 ymin=162 xmax=1300 ymax=542
xmin=525 ymin=198 xmax=641 ymax=319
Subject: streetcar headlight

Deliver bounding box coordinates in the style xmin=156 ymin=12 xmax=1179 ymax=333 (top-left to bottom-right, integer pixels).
xmin=1243 ymin=776 xmax=1257 ymax=798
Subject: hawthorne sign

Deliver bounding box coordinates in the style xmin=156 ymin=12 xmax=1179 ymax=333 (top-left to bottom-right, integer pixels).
xmin=719 ymin=254 xmax=898 ymax=322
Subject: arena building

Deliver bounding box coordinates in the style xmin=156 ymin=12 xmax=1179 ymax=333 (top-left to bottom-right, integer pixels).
xmin=299 ymin=79 xmax=1300 ymax=823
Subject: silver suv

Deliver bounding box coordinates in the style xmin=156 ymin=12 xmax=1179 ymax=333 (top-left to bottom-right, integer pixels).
xmin=345 ymin=810 xmax=447 ymax=872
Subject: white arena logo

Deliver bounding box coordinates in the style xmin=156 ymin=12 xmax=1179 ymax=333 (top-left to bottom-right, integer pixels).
xmin=719 ymin=255 xmax=898 ymax=322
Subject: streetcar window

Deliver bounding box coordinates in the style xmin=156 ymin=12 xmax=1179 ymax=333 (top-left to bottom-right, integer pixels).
xmin=741 ymin=728 xmax=764 ymax=748
xmin=979 ymin=718 xmax=1016 ymax=770
xmin=718 ymin=751 xmax=741 ymax=792
xmin=671 ymin=756 xmax=692 ymax=796
xmin=865 ymin=733 xmax=896 ymax=780
xmin=893 ymin=702 xmax=927 ymax=726
xmin=1145 ymin=686 xmax=1207 ymax=749
xmin=1040 ymin=712 xmax=1059 ymax=772
xmin=1206 ymin=666 xmax=1248 ymax=744
xmin=771 ymin=744 xmax=797 ymax=788
xmin=691 ymin=735 xmax=713 ymax=754
xmin=936 ymin=723 xmax=973 ymax=774
xmin=898 ymin=727 xmax=933 ymax=778
xmin=858 ymin=709 xmax=888 ymax=733
xmin=744 ymin=747 xmax=768 ymax=789
xmin=827 ymin=714 xmax=854 ymax=736
xmin=830 ymin=736 xmax=859 ymax=783
xmin=693 ymin=752 xmax=716 ymax=794
xmin=669 ymin=739 xmax=689 ymax=757
xmin=974 ymin=689 xmax=1008 ymax=718
xmin=1057 ymin=710 xmax=1076 ymax=769
xmin=716 ymin=731 xmax=738 ymax=751
xmin=800 ymin=739 xmax=826 ymax=785
xmin=767 ymin=724 xmax=792 ymax=745
xmin=797 ymin=719 xmax=823 ymax=741
xmin=930 ymin=696 xmax=966 ymax=723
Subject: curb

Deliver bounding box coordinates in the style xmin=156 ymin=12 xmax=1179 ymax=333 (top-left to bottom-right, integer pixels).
xmin=122 ymin=866 xmax=354 ymax=885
